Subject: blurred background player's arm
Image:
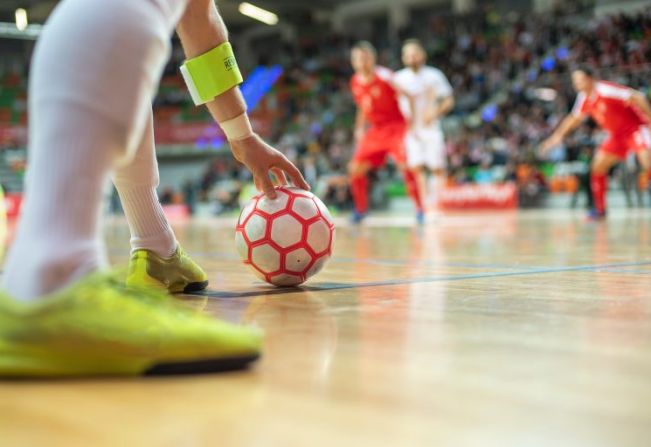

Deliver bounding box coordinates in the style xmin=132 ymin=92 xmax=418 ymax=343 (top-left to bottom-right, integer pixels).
xmin=629 ymin=91 xmax=651 ymax=124
xmin=176 ymin=0 xmax=308 ymax=198
xmin=424 ymin=83 xmax=455 ymax=126
xmin=424 ymin=93 xmax=455 ymax=126
xmin=540 ymin=113 xmax=584 ymax=153
xmin=436 ymin=95 xmax=455 ymax=118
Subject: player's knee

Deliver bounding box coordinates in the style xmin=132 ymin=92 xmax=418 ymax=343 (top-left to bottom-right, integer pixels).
xmin=591 ymin=161 xmax=608 ymax=175
xmin=348 ymin=162 xmax=365 ymax=177
xmin=31 ymin=0 xmax=171 ymax=164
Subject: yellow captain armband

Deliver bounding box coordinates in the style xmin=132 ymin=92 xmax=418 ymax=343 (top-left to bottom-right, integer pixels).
xmin=180 ymin=42 xmax=244 ymax=106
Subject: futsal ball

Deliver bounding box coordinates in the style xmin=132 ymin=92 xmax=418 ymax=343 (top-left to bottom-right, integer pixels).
xmin=236 ymin=186 xmax=335 ymax=287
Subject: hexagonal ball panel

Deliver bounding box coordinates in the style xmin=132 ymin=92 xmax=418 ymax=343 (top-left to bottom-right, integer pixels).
xmin=305 ymin=254 xmax=330 ymax=280
xmin=235 ymin=230 xmax=248 ymax=261
xmin=271 ymin=214 xmax=303 ymax=248
xmin=292 ymin=197 xmax=319 ymax=220
xmin=244 ymin=214 xmax=267 ymax=243
xmin=251 ymin=244 xmax=281 ymax=274
xmin=257 ymin=190 xmax=289 ymax=215
xmin=307 ymin=219 xmax=331 ymax=254
xmin=314 ymin=196 xmax=333 ymax=226
xmin=250 ymin=266 xmax=267 ymax=282
xmin=270 ymin=273 xmax=304 ymax=287
xmin=238 ymin=199 xmax=257 ymax=226
xmin=285 ymin=247 xmax=313 ymax=273
xmin=283 ymin=186 xmax=313 ymax=198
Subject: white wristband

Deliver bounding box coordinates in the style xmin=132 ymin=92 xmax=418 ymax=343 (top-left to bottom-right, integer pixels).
xmin=220 ymin=113 xmax=253 ymax=141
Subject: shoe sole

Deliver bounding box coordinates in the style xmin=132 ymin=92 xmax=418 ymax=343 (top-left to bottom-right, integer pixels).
xmin=183 ymin=280 xmax=209 ymax=293
xmin=145 ymin=353 xmax=259 ymax=376
xmin=0 ymin=352 xmax=260 ymax=378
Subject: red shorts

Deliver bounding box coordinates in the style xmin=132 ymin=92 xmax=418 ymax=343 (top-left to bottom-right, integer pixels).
xmin=599 ymin=125 xmax=651 ymax=159
xmin=353 ymin=122 xmax=407 ymax=167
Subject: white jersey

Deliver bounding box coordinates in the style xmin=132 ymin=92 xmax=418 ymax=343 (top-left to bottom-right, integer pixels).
xmin=394 ymin=66 xmax=452 ymax=170
xmin=394 ymin=66 xmax=453 ymax=131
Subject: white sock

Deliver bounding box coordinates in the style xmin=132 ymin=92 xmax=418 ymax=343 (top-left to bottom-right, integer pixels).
xmin=114 ymin=110 xmax=177 ymax=258
xmin=2 ymin=105 xmax=116 ymax=301
xmin=1 ymin=0 xmax=183 ymax=301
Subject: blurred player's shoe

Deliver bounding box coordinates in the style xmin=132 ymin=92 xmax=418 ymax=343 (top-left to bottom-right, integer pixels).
xmin=350 ymin=210 xmax=366 ymax=224
xmin=127 ymin=246 xmax=208 ymax=293
xmin=0 ymin=272 xmax=261 ymax=377
xmin=416 ymin=210 xmax=425 ymax=226
xmin=586 ymin=209 xmax=607 ymax=221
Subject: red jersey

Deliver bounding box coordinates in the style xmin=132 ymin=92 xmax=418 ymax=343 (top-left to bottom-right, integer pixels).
xmin=350 ymin=67 xmax=405 ymax=127
xmin=572 ymin=81 xmax=647 ymax=135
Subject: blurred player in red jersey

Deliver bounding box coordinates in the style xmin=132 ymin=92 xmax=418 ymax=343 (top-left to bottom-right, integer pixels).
xmin=541 ymin=67 xmax=651 ymax=220
xmin=348 ymin=41 xmax=424 ymax=224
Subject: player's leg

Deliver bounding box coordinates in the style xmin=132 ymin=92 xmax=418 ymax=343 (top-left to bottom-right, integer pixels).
xmin=348 ymin=159 xmax=373 ymax=222
xmin=113 ymin=109 xmax=176 ymax=258
xmin=390 ymin=125 xmax=423 ymax=222
xmin=405 ymin=130 xmax=428 ymax=212
xmin=113 ymin=109 xmax=209 ymax=292
xmin=590 ymin=147 xmax=621 ymax=218
xmin=425 ymin=130 xmax=447 ymax=209
xmin=396 ymin=165 xmax=425 ymax=223
xmin=2 ymin=0 xmax=176 ymax=300
xmin=349 ymin=126 xmax=387 ymax=222
xmin=0 ymin=0 xmax=260 ymax=377
xmin=632 ymin=127 xmax=651 ymax=200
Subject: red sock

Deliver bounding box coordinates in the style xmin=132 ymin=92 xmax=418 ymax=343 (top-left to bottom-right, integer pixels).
xmin=350 ymin=174 xmax=369 ymax=214
xmin=403 ymin=169 xmax=423 ymax=212
xmin=591 ymin=173 xmax=607 ymax=214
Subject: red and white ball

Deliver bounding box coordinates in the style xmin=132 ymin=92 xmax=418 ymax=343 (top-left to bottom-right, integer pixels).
xmin=235 ymin=186 xmax=335 ymax=286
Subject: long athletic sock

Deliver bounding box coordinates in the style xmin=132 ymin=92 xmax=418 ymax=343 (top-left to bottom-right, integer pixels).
xmin=114 ymin=110 xmax=177 ymax=258
xmin=1 ymin=0 xmax=183 ymax=301
xmin=2 ymin=106 xmax=115 ymax=301
xmin=350 ymin=175 xmax=370 ymax=214
xmin=590 ymin=172 xmax=607 ymax=214
xmin=403 ymin=169 xmax=424 ymax=212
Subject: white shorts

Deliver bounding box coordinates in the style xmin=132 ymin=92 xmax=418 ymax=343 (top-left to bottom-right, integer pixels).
xmin=405 ymin=128 xmax=446 ymax=170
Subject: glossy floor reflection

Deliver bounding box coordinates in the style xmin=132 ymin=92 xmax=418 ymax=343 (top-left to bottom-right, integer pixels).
xmin=2 ymin=209 xmax=651 ymax=446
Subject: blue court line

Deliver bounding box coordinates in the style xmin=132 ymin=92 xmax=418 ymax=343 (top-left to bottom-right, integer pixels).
xmin=332 ymin=256 xmax=543 ymax=271
xmin=196 ymin=260 xmax=651 ymax=299
xmin=599 ymin=267 xmax=651 ymax=275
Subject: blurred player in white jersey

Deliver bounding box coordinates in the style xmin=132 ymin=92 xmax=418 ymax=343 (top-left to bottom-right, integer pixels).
xmin=394 ymin=39 xmax=454 ymax=210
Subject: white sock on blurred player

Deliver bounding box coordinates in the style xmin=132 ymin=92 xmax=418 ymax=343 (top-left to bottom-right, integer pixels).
xmin=1 ymin=0 xmax=185 ymax=301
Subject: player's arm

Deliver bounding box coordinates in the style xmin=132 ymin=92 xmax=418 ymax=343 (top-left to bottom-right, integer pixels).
xmin=424 ymin=93 xmax=454 ymax=125
xmin=629 ymin=91 xmax=651 ymax=123
xmin=437 ymin=95 xmax=455 ymax=117
xmin=391 ymin=83 xmax=417 ymax=128
xmin=540 ymin=113 xmax=584 ymax=153
xmin=424 ymin=72 xmax=455 ymax=125
xmin=176 ymin=0 xmax=308 ymax=199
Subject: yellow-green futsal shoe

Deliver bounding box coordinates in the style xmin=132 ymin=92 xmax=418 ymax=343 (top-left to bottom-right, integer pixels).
xmin=0 ymin=272 xmax=261 ymax=378
xmin=127 ymin=246 xmax=209 ymax=293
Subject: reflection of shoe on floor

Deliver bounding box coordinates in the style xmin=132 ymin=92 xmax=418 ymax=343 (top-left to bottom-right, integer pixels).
xmin=127 ymin=245 xmax=208 ymax=293
xmin=0 ymin=272 xmax=261 ymax=377
xmin=586 ymin=209 xmax=607 ymax=221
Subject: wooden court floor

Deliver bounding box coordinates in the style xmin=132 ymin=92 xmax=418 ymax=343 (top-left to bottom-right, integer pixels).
xmin=2 ymin=209 xmax=651 ymax=446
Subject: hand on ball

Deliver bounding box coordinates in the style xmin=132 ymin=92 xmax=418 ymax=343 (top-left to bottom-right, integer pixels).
xmin=230 ymin=134 xmax=310 ymax=199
